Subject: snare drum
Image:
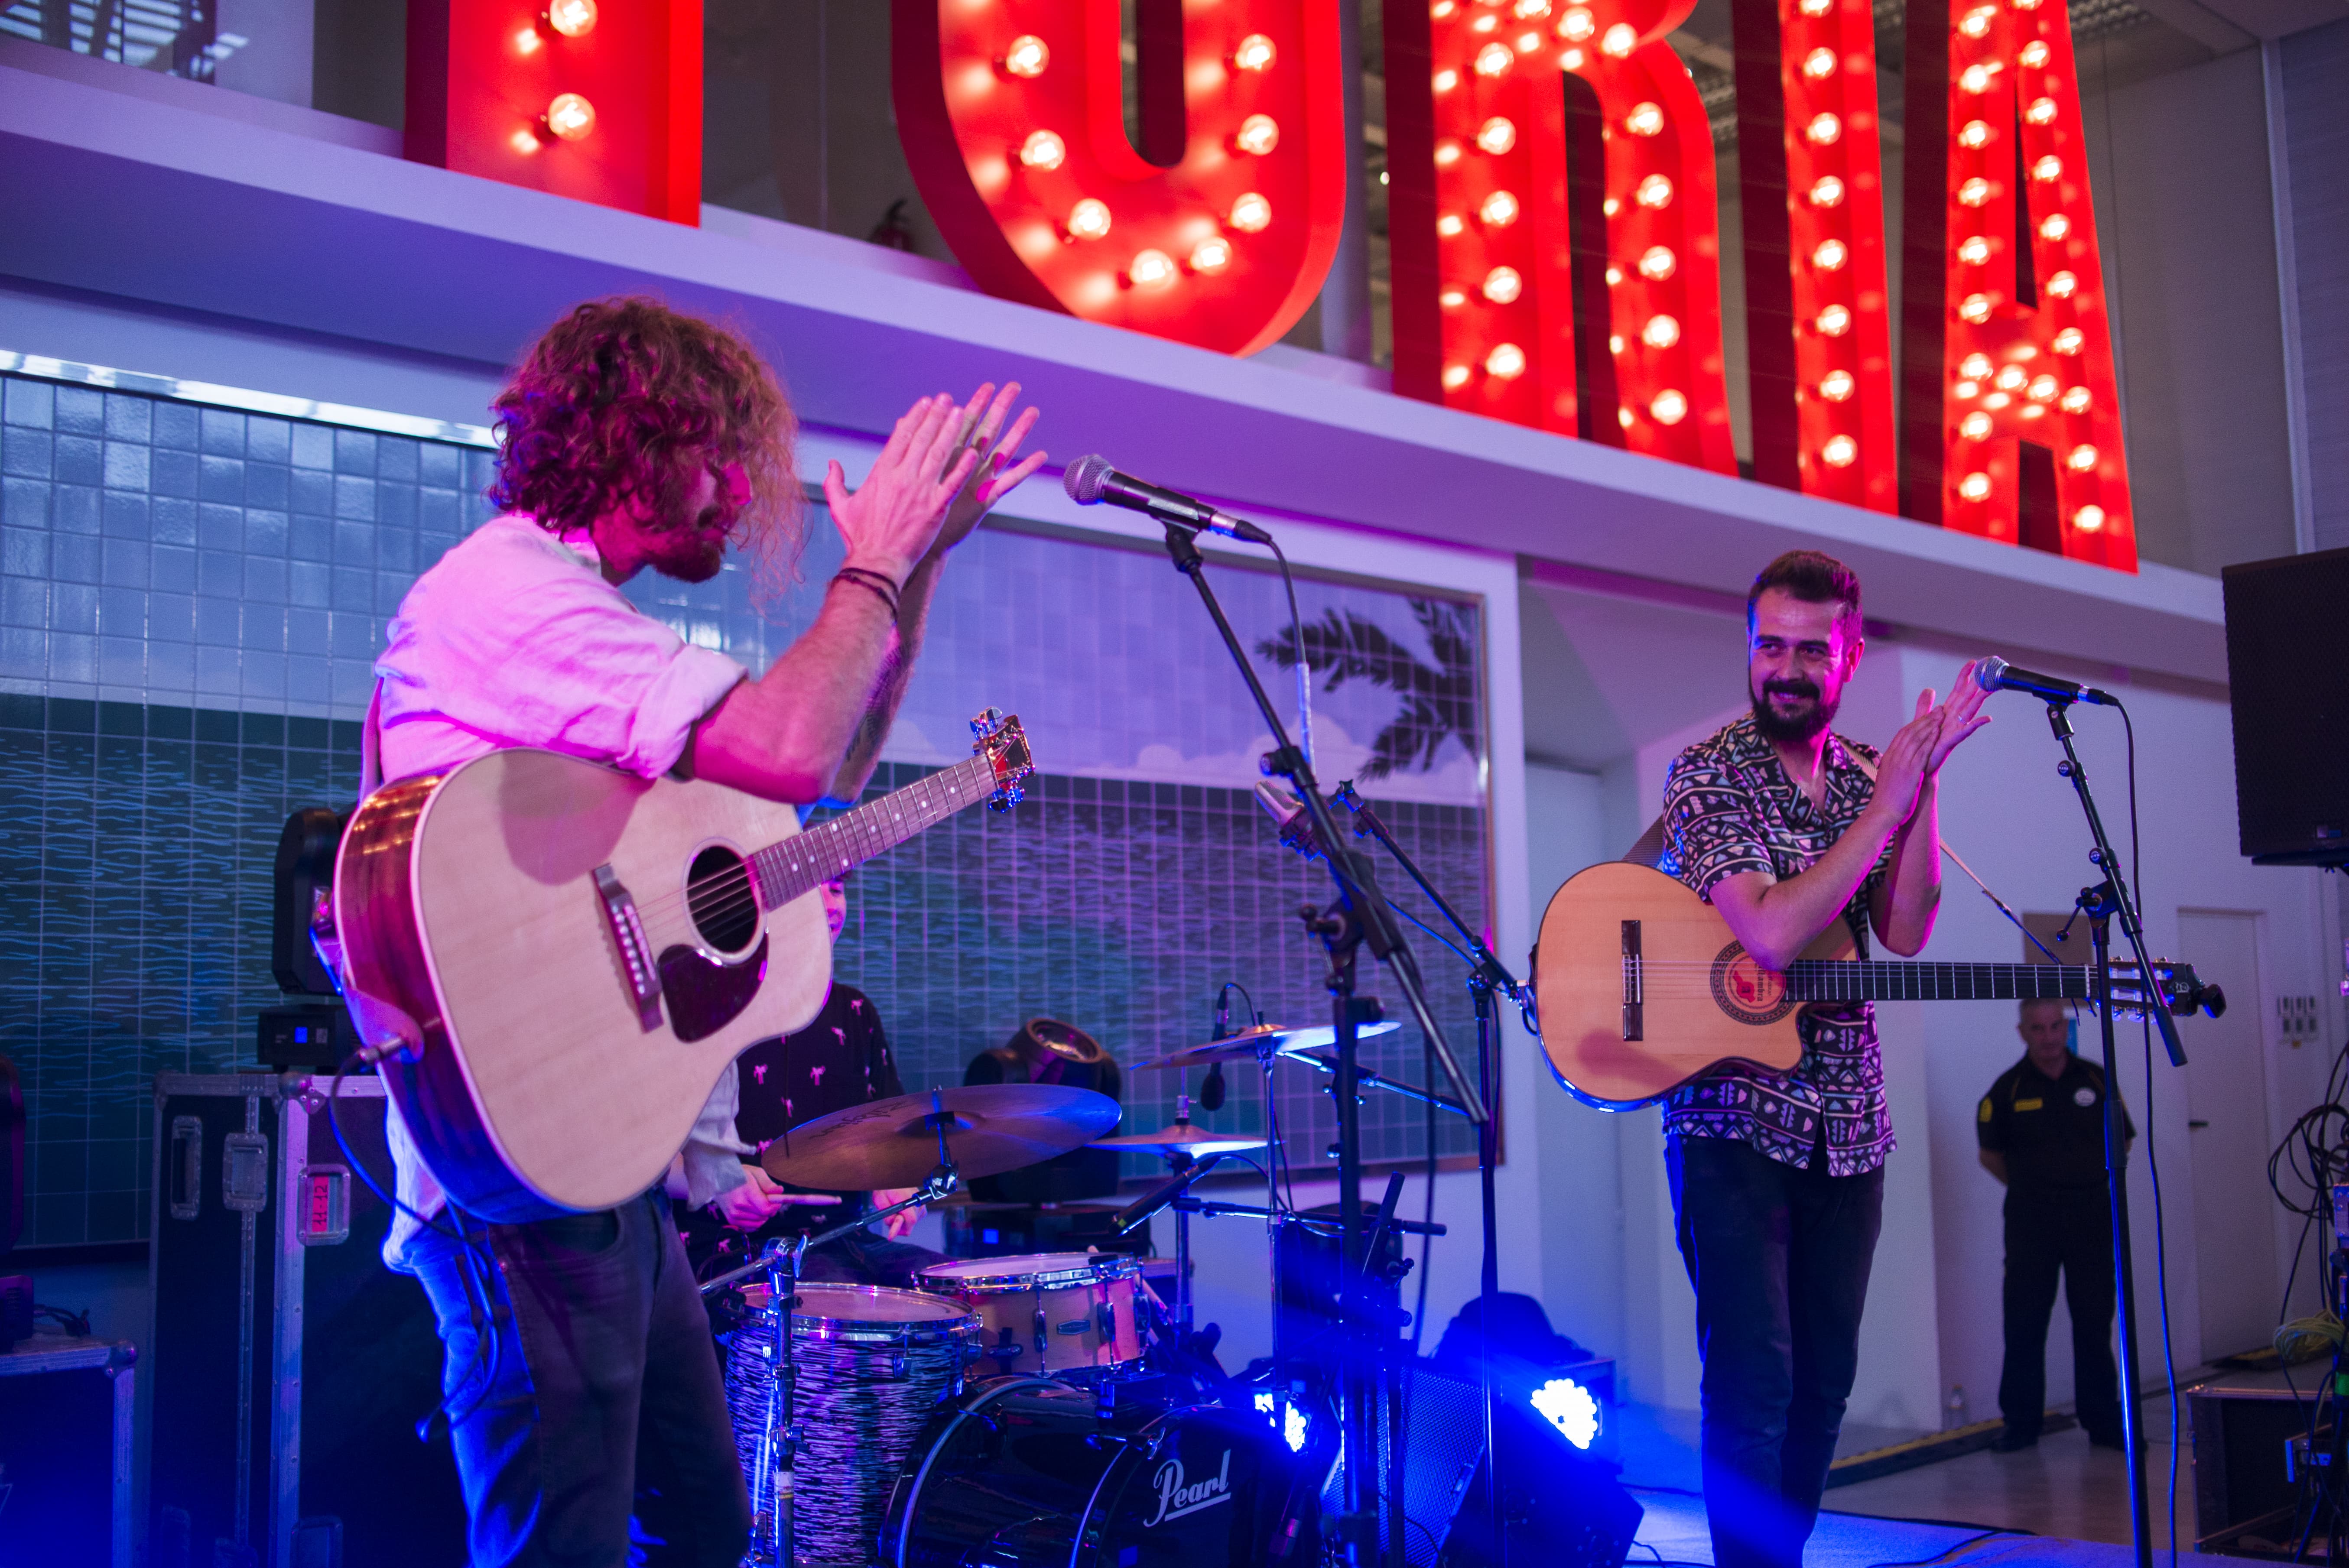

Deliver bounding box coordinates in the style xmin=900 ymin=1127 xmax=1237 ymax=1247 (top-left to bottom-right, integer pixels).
xmin=917 ymin=1252 xmax=1144 ymax=1379
xmin=724 ymin=1282 xmax=978 ymax=1565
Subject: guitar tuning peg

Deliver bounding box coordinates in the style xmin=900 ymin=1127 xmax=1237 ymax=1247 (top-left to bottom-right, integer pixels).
xmin=968 ymin=707 xmax=1004 ymax=739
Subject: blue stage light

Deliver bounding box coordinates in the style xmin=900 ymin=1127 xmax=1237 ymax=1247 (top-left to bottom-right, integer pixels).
xmin=1531 ymin=1376 xmax=1601 ymax=1451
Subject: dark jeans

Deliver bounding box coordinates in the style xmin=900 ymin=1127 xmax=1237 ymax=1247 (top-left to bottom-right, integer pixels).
xmin=1998 ymin=1185 xmax=2121 ymax=1441
xmin=1668 ymin=1136 xmax=1886 ymax=1568
xmin=407 ymin=1190 xmax=752 ymax=1567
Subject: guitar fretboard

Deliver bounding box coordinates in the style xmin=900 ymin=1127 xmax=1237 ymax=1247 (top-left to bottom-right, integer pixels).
xmin=748 ymin=753 xmax=997 ymax=909
xmin=1783 ymin=961 xmax=2111 ymax=1004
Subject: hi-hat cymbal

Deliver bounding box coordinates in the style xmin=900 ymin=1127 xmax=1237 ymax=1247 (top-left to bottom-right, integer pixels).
xmin=1136 ymin=1020 xmax=1403 ymax=1071
xmin=760 ymin=1085 xmax=1121 ymax=1191
xmin=1090 ymin=1120 xmax=1270 ymax=1155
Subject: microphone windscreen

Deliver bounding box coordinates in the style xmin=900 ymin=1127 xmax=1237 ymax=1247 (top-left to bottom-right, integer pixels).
xmin=1975 ymin=656 xmax=2009 ymax=692
xmin=1065 ymin=454 xmax=1114 ymax=505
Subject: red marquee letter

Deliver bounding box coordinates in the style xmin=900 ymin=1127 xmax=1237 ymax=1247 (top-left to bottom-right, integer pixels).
xmin=892 ymin=1 xmax=1349 ymax=357
xmin=1388 ymin=0 xmax=1736 ymax=476
xmin=405 ymin=0 xmax=702 ymax=225
xmin=1901 ymin=0 xmax=2135 ymax=569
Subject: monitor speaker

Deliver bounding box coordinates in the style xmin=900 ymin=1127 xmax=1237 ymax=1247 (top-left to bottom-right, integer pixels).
xmin=2221 ymin=546 xmax=2349 ymax=866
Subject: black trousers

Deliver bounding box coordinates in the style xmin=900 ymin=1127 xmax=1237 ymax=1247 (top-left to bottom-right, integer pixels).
xmin=1668 ymin=1136 xmax=1886 ymax=1568
xmin=1998 ymin=1185 xmax=2122 ymax=1441
xmin=407 ymin=1190 xmax=753 ymax=1567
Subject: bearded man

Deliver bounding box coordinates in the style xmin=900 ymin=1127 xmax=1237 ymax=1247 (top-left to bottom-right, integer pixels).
xmin=1656 ymin=550 xmax=1990 ymax=1568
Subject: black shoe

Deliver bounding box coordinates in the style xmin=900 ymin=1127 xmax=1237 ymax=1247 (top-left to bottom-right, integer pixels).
xmin=1990 ymin=1428 xmax=2040 ymax=1452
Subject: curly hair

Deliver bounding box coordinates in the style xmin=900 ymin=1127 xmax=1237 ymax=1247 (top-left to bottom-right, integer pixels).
xmin=488 ymin=297 xmax=804 ymax=590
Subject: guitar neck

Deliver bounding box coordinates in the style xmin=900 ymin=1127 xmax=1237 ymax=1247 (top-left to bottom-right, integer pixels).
xmin=748 ymin=753 xmax=997 ymax=908
xmin=1783 ymin=961 xmax=2097 ymax=1005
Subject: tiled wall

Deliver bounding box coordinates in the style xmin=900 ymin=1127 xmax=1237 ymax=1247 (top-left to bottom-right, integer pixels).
xmin=0 ymin=369 xmax=1490 ymax=1249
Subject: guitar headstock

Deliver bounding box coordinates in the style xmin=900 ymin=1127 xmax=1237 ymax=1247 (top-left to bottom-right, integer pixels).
xmin=970 ymin=708 xmax=1033 ymax=812
xmin=2106 ymin=961 xmax=2228 ymax=1021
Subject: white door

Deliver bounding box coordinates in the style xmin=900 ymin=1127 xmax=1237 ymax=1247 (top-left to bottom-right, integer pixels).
xmin=2180 ymin=911 xmax=2276 ymax=1363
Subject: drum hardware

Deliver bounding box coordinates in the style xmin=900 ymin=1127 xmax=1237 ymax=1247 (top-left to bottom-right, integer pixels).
xmin=1134 ymin=1018 xmax=1403 ymax=1072
xmin=917 ymin=1252 xmax=1147 ymax=1382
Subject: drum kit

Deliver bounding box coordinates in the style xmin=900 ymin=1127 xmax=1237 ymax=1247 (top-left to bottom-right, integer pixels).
xmin=697 ymin=1011 xmax=1455 ymax=1568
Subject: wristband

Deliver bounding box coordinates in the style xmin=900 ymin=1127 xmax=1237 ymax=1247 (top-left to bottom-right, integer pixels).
xmin=832 ymin=571 xmax=899 ymax=620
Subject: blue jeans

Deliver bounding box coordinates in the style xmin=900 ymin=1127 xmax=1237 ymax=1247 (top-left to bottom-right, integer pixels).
xmin=406 ymin=1191 xmax=752 ymax=1567
xmin=1668 ymin=1136 xmax=1885 ymax=1568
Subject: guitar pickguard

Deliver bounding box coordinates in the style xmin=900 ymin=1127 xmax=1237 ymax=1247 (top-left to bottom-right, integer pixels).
xmin=658 ymin=935 xmax=770 ymax=1043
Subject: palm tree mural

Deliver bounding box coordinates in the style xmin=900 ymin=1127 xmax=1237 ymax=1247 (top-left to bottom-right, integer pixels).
xmin=1257 ymin=599 xmax=1482 ymax=779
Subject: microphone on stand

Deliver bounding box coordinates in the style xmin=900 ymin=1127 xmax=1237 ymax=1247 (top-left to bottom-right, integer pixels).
xmin=1063 ymin=455 xmax=1275 ymax=543
xmin=1253 ymin=780 xmax=1327 ymax=861
xmin=1975 ymin=656 xmax=2119 ymax=708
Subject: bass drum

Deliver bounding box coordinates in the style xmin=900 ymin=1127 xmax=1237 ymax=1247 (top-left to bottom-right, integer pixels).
xmin=882 ymin=1377 xmax=1323 ymax=1568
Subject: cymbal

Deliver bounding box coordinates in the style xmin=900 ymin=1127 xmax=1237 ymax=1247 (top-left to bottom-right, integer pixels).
xmin=1136 ymin=1020 xmax=1403 ymax=1071
xmin=1091 ymin=1120 xmax=1269 ymax=1155
xmin=760 ymin=1085 xmax=1121 ymax=1192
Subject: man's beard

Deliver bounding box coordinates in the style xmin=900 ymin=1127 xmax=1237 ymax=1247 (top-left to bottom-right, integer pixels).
xmin=648 ymin=502 xmax=734 ymax=583
xmin=1751 ymin=675 xmax=1839 ymax=744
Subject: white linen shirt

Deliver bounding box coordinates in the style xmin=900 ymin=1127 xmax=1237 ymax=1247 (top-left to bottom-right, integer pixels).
xmin=369 ymin=514 xmax=756 ymax=1266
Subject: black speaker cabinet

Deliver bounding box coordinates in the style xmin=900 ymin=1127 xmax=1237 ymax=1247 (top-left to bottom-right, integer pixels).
xmin=148 ymin=1073 xmax=465 ymax=1568
xmin=2222 ymin=546 xmax=2349 ymax=866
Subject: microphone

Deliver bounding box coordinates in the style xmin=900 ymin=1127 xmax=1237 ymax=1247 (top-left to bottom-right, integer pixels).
xmin=1253 ymin=780 xmax=1327 ymax=861
xmin=1063 ymin=455 xmax=1274 ymax=543
xmin=1975 ymin=656 xmax=2118 ymax=708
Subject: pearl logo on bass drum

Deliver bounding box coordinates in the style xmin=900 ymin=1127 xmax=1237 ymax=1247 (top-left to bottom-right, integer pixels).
xmin=1145 ymin=1449 xmax=1234 ymax=1526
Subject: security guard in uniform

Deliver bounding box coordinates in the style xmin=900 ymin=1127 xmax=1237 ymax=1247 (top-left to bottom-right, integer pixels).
xmin=1976 ymin=996 xmax=2134 ymax=1452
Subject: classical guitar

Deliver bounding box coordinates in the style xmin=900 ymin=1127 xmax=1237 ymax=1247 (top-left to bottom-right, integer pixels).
xmin=328 ymin=709 xmax=1033 ymax=1221
xmin=1529 ymin=861 xmax=2222 ymax=1110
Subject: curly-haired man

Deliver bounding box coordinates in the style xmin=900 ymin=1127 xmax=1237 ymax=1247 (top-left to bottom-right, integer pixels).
xmin=369 ymin=297 xmax=1043 ymax=1565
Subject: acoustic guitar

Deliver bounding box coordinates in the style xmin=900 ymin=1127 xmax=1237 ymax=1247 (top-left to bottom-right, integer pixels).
xmin=328 ymin=709 xmax=1033 ymax=1220
xmin=1529 ymin=860 xmax=2220 ymax=1110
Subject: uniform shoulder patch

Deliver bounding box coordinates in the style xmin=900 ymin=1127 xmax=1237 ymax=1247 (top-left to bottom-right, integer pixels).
xmin=1979 ymin=1097 xmax=1993 ymax=1123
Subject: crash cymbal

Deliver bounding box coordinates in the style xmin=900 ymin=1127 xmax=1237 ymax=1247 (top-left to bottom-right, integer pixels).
xmin=1090 ymin=1120 xmax=1270 ymax=1155
xmin=1136 ymin=1019 xmax=1403 ymax=1071
xmin=760 ymin=1084 xmax=1121 ymax=1192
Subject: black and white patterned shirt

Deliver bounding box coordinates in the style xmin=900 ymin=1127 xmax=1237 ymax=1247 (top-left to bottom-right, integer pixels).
xmin=1657 ymin=713 xmax=1894 ymax=1175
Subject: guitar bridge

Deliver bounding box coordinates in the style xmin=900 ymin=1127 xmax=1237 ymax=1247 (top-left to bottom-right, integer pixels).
xmin=594 ymin=865 xmax=665 ymax=1032
xmin=1621 ymin=919 xmax=1644 ymax=1041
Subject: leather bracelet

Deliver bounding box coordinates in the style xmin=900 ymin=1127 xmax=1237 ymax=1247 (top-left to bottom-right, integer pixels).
xmin=832 ymin=571 xmax=899 ymax=620
xmin=836 ymin=564 xmax=903 ymax=596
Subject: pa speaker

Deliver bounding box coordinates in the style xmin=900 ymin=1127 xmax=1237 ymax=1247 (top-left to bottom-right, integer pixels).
xmin=2221 ymin=546 xmax=2349 ymax=866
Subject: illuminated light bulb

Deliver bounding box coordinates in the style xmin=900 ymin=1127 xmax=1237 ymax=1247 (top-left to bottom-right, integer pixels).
xmin=1235 ymin=115 xmax=1280 ymax=155
xmin=1960 ymin=411 xmax=1993 ymax=439
xmin=1128 ymin=249 xmax=1177 ymax=289
xmin=1516 ymin=0 xmax=1553 ymax=17
xmin=1477 ymin=42 xmax=1514 ymax=75
xmin=1066 ymin=198 xmax=1112 ymax=240
xmin=1441 ymin=289 xmax=1467 ymax=308
xmin=1984 ymin=391 xmax=2012 ymax=408
xmin=1959 ymin=4 xmax=1996 ymax=37
xmin=1436 ymin=142 xmax=1464 ymax=166
xmin=1960 ymin=294 xmax=1993 ymax=324
xmin=1806 ymin=112 xmax=1842 ymax=145
xmin=1816 ymin=304 xmax=1852 ymax=336
xmin=1959 ymin=119 xmax=1992 ymax=149
xmin=1442 ymin=364 xmax=1472 ymax=390
xmin=1962 ymin=353 xmax=1993 ymax=378
xmin=2046 ymin=270 xmax=2079 ymax=298
xmin=547 ymin=0 xmax=596 ymax=37
xmin=1959 ymin=235 xmax=1992 ymax=265
xmin=1478 ymin=117 xmax=1518 ymax=154
xmin=1823 ymin=435 xmax=1859 ymax=467
xmin=1636 ymin=174 xmax=1674 ymax=208
xmin=1487 ymin=343 xmax=1529 ymax=379
xmin=1637 ymin=245 xmax=1676 ymax=280
xmin=2041 ymin=213 xmax=2071 ymax=240
xmin=2061 ymin=385 xmax=2092 ymax=413
xmin=2033 ymin=155 xmax=2063 ymax=183
xmin=1232 ymin=33 xmax=1276 ymax=71
xmin=2020 ymin=402 xmax=2047 ymax=419
xmin=1188 ymin=236 xmax=1233 ymax=275
xmin=1641 ymin=313 xmax=1681 ymax=348
xmin=1559 ymin=47 xmax=1586 ymax=67
xmin=1473 ymin=12 xmax=1498 ymax=31
xmin=1625 ymin=102 xmax=1667 ymax=136
xmin=1484 ymin=266 xmax=1524 ymax=303
xmin=1610 ymin=333 xmax=1626 ymax=352
xmin=510 ymin=127 xmax=539 ymax=153
xmin=1603 ymin=196 xmax=1621 ymax=216
xmin=1995 ymin=364 xmax=2026 ymax=390
xmin=2074 ymin=504 xmax=2106 ymax=532
xmin=1954 ymin=380 xmax=1980 ymax=398
xmin=1803 ymin=46 xmax=1837 ymax=79
xmin=1650 ymin=389 xmax=1690 ymax=425
xmin=1432 ymin=0 xmax=1458 ymax=14
xmin=1439 ymin=214 xmax=1466 ymax=237
xmin=1618 ymin=407 xmax=1636 ymax=429
xmin=2066 ymin=443 xmax=2098 ymax=472
xmin=1020 ymin=130 xmax=1066 ymax=170
xmin=1959 ymin=178 xmax=1993 ymax=207
xmin=1799 ymin=0 xmax=1831 ymax=13
xmin=2054 ymin=327 xmax=2086 ymax=354
xmin=1003 ymin=34 xmax=1049 ymax=77
xmin=1601 ymin=23 xmax=1637 ymax=56
xmin=1820 ymin=369 xmax=1857 ymax=401
xmin=1228 ymin=191 xmax=1272 ymax=232
xmin=1559 ymin=6 xmax=1596 ymax=40
xmin=2014 ymin=0 xmax=2041 ymax=9
xmin=1959 ymin=471 xmax=1993 ymax=502
xmin=1813 ymin=238 xmax=1849 ymax=270
xmin=1605 ymin=265 xmax=1624 ymax=285
xmin=545 ymin=92 xmax=596 ymax=140
xmin=2020 ymin=39 xmax=2050 ymax=66
xmin=2028 ymin=374 xmax=2058 ymax=401
xmin=1518 ymin=30 xmax=1543 ymax=51
xmin=515 ymin=28 xmax=542 ymax=54
xmin=1960 ymin=63 xmax=1992 ymax=93
xmin=1434 ymin=68 xmax=1461 ymax=91
xmin=1480 ymin=190 xmax=1521 ymax=226
xmin=1809 ymin=175 xmax=1845 ymax=207
xmin=2027 ymin=96 xmax=2058 ymax=124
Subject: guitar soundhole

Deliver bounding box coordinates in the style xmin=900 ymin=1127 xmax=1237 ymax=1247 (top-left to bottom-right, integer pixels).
xmin=686 ymin=846 xmax=760 ymax=954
